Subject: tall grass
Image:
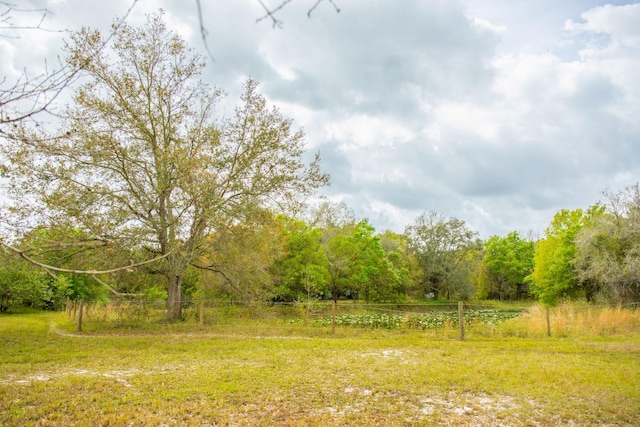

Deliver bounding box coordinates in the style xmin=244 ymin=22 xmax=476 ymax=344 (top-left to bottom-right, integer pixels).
xmin=497 ymin=302 xmax=640 ymax=338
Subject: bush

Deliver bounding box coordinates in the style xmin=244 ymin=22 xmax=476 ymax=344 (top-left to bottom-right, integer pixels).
xmin=313 ymin=309 xmax=521 ymax=330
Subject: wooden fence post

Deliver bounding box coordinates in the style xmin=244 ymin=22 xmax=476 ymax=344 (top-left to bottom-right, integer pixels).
xmin=331 ymin=300 xmax=336 ymax=335
xmin=77 ymin=299 xmax=84 ymax=332
xmin=546 ymin=306 xmax=551 ymax=337
xmin=199 ymin=299 xmax=205 ymax=327
xmin=458 ymin=301 xmax=465 ymax=341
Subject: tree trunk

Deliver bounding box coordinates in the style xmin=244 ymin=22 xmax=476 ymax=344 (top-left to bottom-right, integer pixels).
xmin=585 ymin=279 xmax=598 ymax=303
xmin=167 ymin=274 xmax=183 ymax=320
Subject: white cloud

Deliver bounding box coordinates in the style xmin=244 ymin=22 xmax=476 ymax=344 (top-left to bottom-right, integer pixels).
xmin=469 ymin=16 xmax=506 ymax=34
xmin=0 ymin=40 xmax=19 ymax=81
xmin=433 ymin=103 xmax=501 ymax=141
xmin=565 ymin=3 xmax=640 ymax=49
xmin=327 ymin=115 xmax=415 ymax=149
xmin=3 ymin=0 xmax=640 ymax=239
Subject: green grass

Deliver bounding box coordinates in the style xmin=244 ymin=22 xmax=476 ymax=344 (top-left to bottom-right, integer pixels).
xmin=1 ymin=310 xmax=639 ymax=426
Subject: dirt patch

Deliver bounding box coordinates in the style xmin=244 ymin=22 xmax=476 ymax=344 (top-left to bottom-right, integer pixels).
xmin=1 ymin=368 xmax=140 ymax=388
xmin=301 ymin=387 xmax=540 ymax=426
xmin=359 ymin=349 xmax=406 ymax=359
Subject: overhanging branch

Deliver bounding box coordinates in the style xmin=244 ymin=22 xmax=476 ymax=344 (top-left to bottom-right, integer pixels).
xmin=192 ymin=262 xmax=257 ymax=301
xmin=3 ymin=242 xmax=173 ymax=275
xmin=90 ymin=274 xmax=143 ymax=297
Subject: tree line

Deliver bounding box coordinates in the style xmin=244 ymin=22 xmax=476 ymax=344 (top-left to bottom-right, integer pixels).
xmin=3 ymin=185 xmax=640 ymax=314
xmin=2 ymin=13 xmax=639 ymax=316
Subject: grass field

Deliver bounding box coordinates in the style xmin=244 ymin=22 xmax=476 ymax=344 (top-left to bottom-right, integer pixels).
xmin=1 ymin=306 xmax=639 ymax=426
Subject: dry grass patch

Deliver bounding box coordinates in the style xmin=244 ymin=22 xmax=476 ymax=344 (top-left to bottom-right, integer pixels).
xmin=514 ymin=303 xmax=640 ymax=337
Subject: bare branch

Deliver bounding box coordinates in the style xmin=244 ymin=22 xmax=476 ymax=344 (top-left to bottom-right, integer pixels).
xmin=194 ymin=0 xmax=215 ymax=62
xmin=0 ymin=0 xmax=139 ymax=126
xmin=0 ymin=2 xmax=61 ymax=36
xmin=192 ymin=262 xmax=258 ymax=301
xmin=308 ymin=0 xmax=340 ymax=18
xmin=256 ymin=0 xmax=292 ymax=28
xmin=255 ymin=0 xmax=340 ymax=29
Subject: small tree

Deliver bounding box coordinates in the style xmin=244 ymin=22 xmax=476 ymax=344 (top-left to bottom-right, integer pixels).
xmin=271 ymin=217 xmax=329 ymax=302
xmin=348 ymin=220 xmax=402 ymax=303
xmin=483 ymin=232 xmax=534 ymax=300
xmin=307 ymin=201 xmax=356 ymax=302
xmin=378 ymin=231 xmax=415 ymax=298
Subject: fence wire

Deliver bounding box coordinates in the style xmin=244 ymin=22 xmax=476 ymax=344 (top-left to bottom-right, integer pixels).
xmin=62 ymin=297 xmax=639 ymax=338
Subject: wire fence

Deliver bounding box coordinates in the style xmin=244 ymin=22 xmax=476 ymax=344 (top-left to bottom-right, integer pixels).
xmin=63 ymin=296 xmax=640 ymax=338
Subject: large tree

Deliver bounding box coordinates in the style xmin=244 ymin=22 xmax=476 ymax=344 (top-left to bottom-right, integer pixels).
xmin=4 ymin=13 xmax=328 ymax=319
xmin=271 ymin=217 xmax=329 ymax=302
xmin=378 ymin=230 xmax=417 ymax=298
xmin=404 ymin=212 xmax=480 ymax=300
xmin=340 ymin=219 xmax=402 ymax=303
xmin=307 ymin=201 xmax=357 ymax=302
xmin=574 ymin=185 xmax=640 ymax=304
xmin=527 ymin=206 xmax=603 ymax=305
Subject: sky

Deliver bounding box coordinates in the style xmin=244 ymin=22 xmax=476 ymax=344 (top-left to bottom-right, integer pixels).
xmin=2 ymin=0 xmax=639 ymax=239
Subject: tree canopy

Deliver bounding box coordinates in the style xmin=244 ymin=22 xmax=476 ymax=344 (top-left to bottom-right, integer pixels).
xmin=404 ymin=212 xmax=480 ymax=300
xmin=574 ymin=186 xmax=640 ymax=304
xmin=527 ymin=207 xmax=603 ymax=305
xmin=3 ymin=12 xmax=328 ymax=318
xmin=482 ymin=232 xmax=534 ymax=301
